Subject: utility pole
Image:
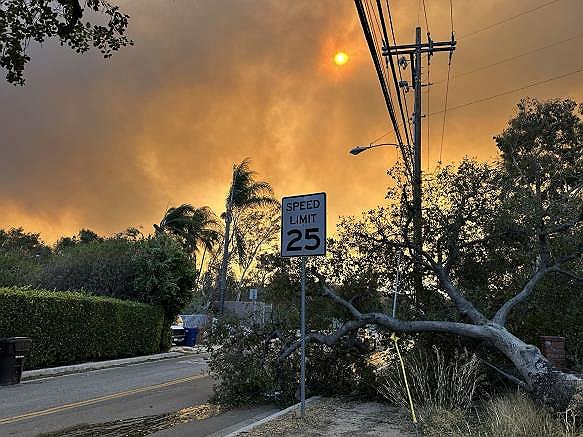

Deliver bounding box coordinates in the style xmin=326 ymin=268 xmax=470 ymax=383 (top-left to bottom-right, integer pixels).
xmin=413 ymin=26 xmax=423 ymax=297
xmin=355 ymin=0 xmax=455 ymax=303
xmin=382 ymin=27 xmax=456 ymax=304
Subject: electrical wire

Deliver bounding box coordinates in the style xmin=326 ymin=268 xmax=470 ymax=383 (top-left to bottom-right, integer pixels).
xmin=429 ymin=66 xmax=583 ymax=117
xmin=372 ymin=65 xmax=583 ymax=146
xmin=433 ymin=31 xmax=583 ymax=85
xmin=422 ymin=0 xmax=430 ymax=33
xmin=460 ymin=0 xmax=562 ymax=39
xmin=439 ymin=0 xmax=454 ymax=164
xmin=364 ymin=0 xmax=397 ymax=139
xmin=386 ymin=0 xmax=414 ymax=151
xmin=426 ymin=62 xmax=431 ymax=171
xmin=366 ymin=0 xmax=414 ymax=173
xmin=376 ymin=0 xmax=413 ymax=150
xmin=366 ymin=0 xmax=393 ymax=109
xmin=439 ymin=59 xmax=452 ymax=164
xmin=355 ymin=0 xmax=412 ymax=179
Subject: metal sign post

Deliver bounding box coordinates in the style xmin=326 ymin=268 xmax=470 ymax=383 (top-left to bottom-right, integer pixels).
xmin=300 ymin=255 xmax=306 ymax=415
xmin=281 ymin=192 xmax=326 ymax=418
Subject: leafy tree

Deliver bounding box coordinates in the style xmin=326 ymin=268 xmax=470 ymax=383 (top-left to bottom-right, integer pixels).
xmin=78 ymin=228 xmax=102 ymax=244
xmin=217 ymin=158 xmax=278 ymax=314
xmin=279 ymin=98 xmax=583 ymax=412
xmin=1 ymin=0 xmax=132 ymax=85
xmin=0 ymin=227 xmax=51 ymax=257
xmin=154 ymin=204 xmax=221 ymax=275
xmin=134 ymin=235 xmax=197 ymax=320
xmin=230 ymin=204 xmax=280 ymax=300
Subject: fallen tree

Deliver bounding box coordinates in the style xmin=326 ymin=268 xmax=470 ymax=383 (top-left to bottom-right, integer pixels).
xmin=280 ymin=98 xmax=583 ymax=412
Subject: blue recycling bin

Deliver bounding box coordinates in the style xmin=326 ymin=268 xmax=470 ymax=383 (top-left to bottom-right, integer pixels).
xmin=184 ymin=328 xmax=198 ymax=347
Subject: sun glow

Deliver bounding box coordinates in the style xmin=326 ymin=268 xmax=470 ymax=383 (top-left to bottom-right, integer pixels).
xmin=334 ymin=51 xmax=349 ymax=66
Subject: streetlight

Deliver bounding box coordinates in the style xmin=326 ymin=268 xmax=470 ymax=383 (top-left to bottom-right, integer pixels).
xmin=349 ymin=142 xmax=402 ymax=155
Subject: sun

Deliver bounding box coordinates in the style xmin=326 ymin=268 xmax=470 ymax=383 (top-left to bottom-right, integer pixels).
xmin=334 ymin=51 xmax=349 ymax=66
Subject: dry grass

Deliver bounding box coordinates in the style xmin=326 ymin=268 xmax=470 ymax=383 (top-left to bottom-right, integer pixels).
xmin=420 ymin=390 xmax=583 ymax=437
xmin=376 ymin=346 xmax=484 ymax=412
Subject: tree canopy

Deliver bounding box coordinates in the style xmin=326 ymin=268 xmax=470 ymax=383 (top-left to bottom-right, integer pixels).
xmin=1 ymin=0 xmax=131 ymax=84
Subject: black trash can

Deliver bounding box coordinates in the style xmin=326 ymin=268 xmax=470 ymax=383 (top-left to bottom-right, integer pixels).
xmin=0 ymin=337 xmax=32 ymax=386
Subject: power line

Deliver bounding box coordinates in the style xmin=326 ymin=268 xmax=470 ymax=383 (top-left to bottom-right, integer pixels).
xmin=426 ymin=58 xmax=431 ymax=171
xmin=439 ymin=0 xmax=454 ymax=164
xmin=422 ymin=0 xmax=431 ymax=170
xmin=376 ymin=0 xmax=413 ymax=150
xmin=429 ymin=66 xmax=583 ymax=117
xmin=372 ymin=65 xmax=583 ymax=146
xmin=421 ymin=0 xmax=430 ymax=33
xmin=433 ymin=31 xmax=583 ymax=85
xmin=460 ymin=0 xmax=563 ymax=39
xmin=448 ymin=0 xmax=453 ymax=34
xmin=386 ymin=0 xmax=414 ymax=148
xmin=439 ymin=58 xmax=453 ymax=163
xmin=355 ymin=0 xmax=412 ymax=179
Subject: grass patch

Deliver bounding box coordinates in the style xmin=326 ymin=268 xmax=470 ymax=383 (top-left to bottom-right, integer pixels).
xmin=420 ymin=390 xmax=583 ymax=436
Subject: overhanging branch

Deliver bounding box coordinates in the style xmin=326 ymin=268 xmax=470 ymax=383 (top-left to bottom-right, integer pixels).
xmin=280 ymin=274 xmax=489 ymax=360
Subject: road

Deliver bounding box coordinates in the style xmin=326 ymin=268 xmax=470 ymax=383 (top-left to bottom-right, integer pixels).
xmin=0 ymin=355 xmax=278 ymax=436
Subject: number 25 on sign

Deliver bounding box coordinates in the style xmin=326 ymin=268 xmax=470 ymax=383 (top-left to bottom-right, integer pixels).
xmin=281 ymin=192 xmax=326 ymax=257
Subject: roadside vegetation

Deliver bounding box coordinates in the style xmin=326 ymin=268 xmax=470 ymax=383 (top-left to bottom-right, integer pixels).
xmin=0 ymin=287 xmax=163 ymax=369
xmin=0 ymin=99 xmax=581 ymax=435
xmin=206 ymin=98 xmax=583 ymax=435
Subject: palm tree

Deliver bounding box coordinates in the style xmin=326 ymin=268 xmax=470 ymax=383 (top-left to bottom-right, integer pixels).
xmin=217 ymin=158 xmax=278 ymax=314
xmin=154 ymin=204 xmax=221 ymax=274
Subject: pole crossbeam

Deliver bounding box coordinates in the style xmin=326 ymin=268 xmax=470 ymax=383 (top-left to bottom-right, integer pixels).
xmin=390 ymin=46 xmax=456 ymax=56
xmin=383 ymin=40 xmax=456 ymax=52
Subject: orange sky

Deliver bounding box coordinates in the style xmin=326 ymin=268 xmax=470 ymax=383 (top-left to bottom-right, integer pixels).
xmin=0 ymin=0 xmax=582 ymax=242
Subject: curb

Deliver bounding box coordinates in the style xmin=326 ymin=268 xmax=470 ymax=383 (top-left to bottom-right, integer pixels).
xmin=21 ymin=351 xmax=187 ymax=381
xmin=222 ymin=396 xmax=322 ymax=437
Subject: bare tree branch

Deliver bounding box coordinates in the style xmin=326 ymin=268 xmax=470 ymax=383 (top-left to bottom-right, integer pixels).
xmin=552 ymin=267 xmax=583 ymax=282
xmin=542 ymin=215 xmax=583 ymax=236
xmin=278 ymin=271 xmax=490 ymax=360
xmin=493 ymin=263 xmax=548 ymax=326
xmin=279 ymin=309 xmax=489 ymax=360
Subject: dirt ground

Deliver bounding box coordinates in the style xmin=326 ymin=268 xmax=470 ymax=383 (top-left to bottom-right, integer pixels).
xmin=239 ymin=397 xmax=418 ymax=437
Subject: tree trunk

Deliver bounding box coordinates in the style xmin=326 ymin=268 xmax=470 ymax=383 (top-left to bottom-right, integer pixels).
xmin=217 ymin=203 xmax=232 ymax=315
xmin=484 ymin=324 xmax=583 ymax=412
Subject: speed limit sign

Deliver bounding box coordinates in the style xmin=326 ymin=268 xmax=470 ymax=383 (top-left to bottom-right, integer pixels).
xmin=281 ymin=192 xmax=326 ymax=257
xmin=280 ymin=192 xmax=326 ymax=418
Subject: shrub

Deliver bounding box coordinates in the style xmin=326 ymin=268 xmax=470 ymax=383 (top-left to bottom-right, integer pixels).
xmin=35 ymin=238 xmax=138 ymax=299
xmin=481 ymin=390 xmax=580 ymax=437
xmin=376 ymin=345 xmax=485 ymax=412
xmin=23 ymin=235 xmax=196 ymax=326
xmin=208 ymin=321 xmax=288 ymax=407
xmin=420 ymin=390 xmax=583 ymax=437
xmin=0 ymin=287 xmax=164 ymax=369
xmin=208 ymin=320 xmax=379 ymax=408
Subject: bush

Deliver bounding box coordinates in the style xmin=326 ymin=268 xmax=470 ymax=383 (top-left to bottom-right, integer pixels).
xmin=209 ymin=323 xmax=285 ymax=407
xmin=0 ymin=287 xmax=164 ymax=369
xmin=420 ymin=390 xmax=582 ymax=437
xmin=376 ymin=345 xmax=485 ymax=412
xmin=208 ymin=320 xmax=379 ymax=408
xmin=35 ymin=238 xmax=138 ymax=299
xmin=17 ymin=235 xmax=196 ymax=327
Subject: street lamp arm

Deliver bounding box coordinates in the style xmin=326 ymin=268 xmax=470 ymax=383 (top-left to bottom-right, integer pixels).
xmin=349 ymin=142 xmax=403 ymax=155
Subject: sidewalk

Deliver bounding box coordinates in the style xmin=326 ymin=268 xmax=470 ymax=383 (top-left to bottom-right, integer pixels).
xmin=231 ymin=397 xmax=416 ymax=436
xmin=21 ymin=345 xmax=209 ymax=381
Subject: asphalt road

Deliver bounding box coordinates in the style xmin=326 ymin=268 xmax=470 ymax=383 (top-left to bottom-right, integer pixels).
xmin=0 ymin=355 xmax=277 ymax=437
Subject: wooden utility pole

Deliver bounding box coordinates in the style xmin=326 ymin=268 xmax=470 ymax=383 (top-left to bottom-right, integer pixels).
xmin=383 ymin=27 xmax=456 ymax=304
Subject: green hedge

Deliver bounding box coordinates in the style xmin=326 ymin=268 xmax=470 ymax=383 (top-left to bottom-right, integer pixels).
xmin=0 ymin=287 xmax=164 ymax=369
